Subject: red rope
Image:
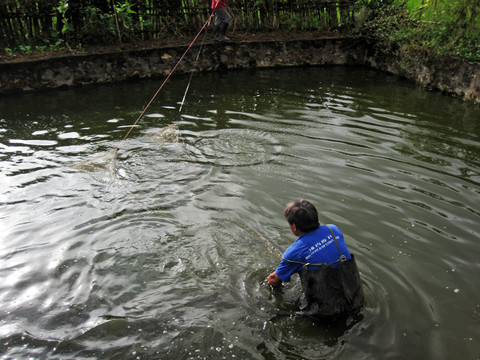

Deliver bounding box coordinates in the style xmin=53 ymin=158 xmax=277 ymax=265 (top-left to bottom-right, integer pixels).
xmin=121 ymin=11 xmax=215 ymax=143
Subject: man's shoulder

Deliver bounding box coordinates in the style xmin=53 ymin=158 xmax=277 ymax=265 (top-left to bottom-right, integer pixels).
xmin=283 ymin=240 xmax=307 ymax=260
xmin=324 ymin=224 xmax=342 ymax=233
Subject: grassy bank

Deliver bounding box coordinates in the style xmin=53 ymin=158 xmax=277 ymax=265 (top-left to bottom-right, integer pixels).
xmin=356 ymin=0 xmax=480 ymax=62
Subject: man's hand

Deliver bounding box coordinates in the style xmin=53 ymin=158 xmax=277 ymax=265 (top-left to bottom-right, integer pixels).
xmin=268 ymin=272 xmax=282 ymax=287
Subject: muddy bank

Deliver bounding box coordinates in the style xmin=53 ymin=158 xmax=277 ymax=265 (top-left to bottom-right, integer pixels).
xmin=0 ymin=35 xmax=479 ymax=104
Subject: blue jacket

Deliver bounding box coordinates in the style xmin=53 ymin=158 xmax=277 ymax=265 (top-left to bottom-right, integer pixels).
xmin=275 ymin=224 xmax=351 ymax=282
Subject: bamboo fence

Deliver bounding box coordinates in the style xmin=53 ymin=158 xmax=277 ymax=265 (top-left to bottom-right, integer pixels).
xmin=0 ymin=0 xmax=356 ymax=47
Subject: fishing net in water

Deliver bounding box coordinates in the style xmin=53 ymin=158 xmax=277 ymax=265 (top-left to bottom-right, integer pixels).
xmin=69 ymin=148 xmax=118 ymax=182
xmin=144 ymin=123 xmax=181 ymax=146
xmin=70 ymin=123 xmax=182 ymax=181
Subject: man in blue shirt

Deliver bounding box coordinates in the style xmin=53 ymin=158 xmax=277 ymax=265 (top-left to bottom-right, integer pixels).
xmin=268 ymin=200 xmax=364 ymax=319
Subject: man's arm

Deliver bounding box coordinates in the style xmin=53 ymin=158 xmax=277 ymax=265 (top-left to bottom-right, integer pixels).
xmin=268 ymin=271 xmax=282 ymax=287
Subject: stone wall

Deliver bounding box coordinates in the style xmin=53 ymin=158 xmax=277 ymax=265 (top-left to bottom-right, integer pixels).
xmin=0 ymin=36 xmax=479 ymax=104
xmin=0 ymin=37 xmax=364 ymax=95
xmin=364 ymin=43 xmax=480 ymax=104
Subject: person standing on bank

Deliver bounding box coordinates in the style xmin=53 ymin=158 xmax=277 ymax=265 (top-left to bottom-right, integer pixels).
xmin=211 ymin=0 xmax=232 ymax=41
xmin=268 ymin=200 xmax=365 ymax=320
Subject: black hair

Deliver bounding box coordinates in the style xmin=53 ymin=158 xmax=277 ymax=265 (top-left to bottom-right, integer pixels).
xmin=283 ymin=199 xmax=319 ymax=232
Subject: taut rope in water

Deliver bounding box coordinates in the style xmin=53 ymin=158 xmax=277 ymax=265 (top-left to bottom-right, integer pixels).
xmin=178 ymin=30 xmax=208 ymax=112
xmin=120 ymin=11 xmax=215 ymax=144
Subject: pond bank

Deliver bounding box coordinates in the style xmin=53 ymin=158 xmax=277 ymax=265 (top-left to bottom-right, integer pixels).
xmin=0 ymin=35 xmax=479 ymax=104
xmin=364 ymin=42 xmax=480 ymax=104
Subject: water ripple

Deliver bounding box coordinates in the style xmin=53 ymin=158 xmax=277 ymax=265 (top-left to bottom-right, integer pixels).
xmin=0 ymin=67 xmax=479 ymax=359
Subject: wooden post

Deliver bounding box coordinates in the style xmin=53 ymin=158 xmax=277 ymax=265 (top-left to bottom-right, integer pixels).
xmin=112 ymin=0 xmax=122 ymax=44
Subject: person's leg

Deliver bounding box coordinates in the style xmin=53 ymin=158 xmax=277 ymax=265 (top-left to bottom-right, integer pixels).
xmin=212 ymin=11 xmax=222 ymax=41
xmin=220 ymin=22 xmax=229 ymax=40
xmin=212 ymin=23 xmax=222 ymax=41
xmin=215 ymin=8 xmax=232 ymax=41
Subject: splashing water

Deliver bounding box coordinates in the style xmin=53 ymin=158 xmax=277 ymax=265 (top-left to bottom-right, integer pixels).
xmin=69 ymin=149 xmax=118 ymax=182
xmin=145 ymin=123 xmax=181 ymax=145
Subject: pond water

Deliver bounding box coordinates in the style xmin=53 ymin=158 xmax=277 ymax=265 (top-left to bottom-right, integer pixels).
xmin=1 ymin=66 xmax=479 ymax=359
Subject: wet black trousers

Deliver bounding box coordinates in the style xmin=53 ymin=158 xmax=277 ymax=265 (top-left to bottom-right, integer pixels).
xmin=299 ymin=254 xmax=365 ymax=320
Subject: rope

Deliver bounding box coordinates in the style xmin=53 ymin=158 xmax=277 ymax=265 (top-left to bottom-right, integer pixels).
xmin=179 ymin=28 xmax=209 ymax=112
xmin=120 ymin=11 xmax=215 ymax=144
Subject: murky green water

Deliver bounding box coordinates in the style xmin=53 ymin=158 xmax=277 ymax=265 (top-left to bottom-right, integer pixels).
xmin=1 ymin=66 xmax=479 ymax=359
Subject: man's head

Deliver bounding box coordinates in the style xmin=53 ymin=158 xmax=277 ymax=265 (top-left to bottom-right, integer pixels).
xmin=283 ymin=199 xmax=320 ymax=233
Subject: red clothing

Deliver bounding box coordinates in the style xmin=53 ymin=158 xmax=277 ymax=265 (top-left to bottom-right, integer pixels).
xmin=212 ymin=0 xmax=226 ymax=9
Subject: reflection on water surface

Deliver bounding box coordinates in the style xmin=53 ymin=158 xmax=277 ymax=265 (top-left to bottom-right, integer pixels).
xmin=1 ymin=66 xmax=479 ymax=359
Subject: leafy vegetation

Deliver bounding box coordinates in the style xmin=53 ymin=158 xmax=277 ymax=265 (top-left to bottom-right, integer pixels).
xmin=355 ymin=0 xmax=480 ymax=62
